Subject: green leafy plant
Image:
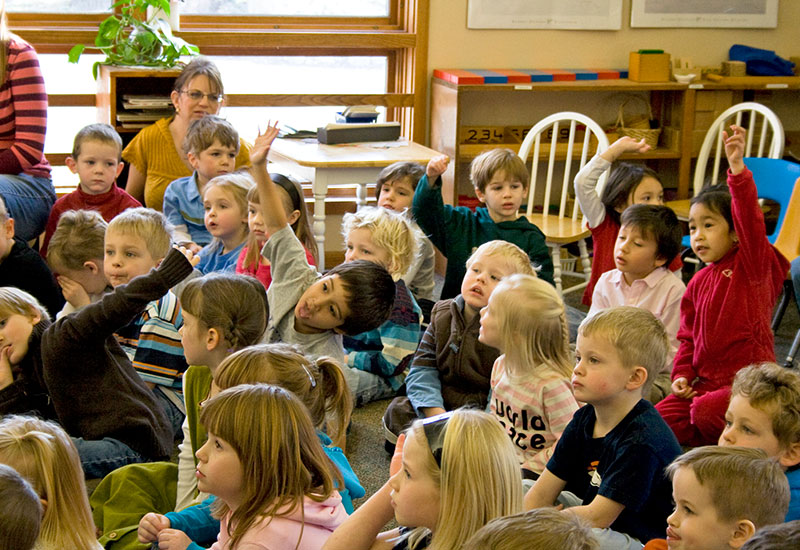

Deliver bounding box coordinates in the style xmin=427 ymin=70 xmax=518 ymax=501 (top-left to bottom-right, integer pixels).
xmin=68 ymin=0 xmax=199 ymax=78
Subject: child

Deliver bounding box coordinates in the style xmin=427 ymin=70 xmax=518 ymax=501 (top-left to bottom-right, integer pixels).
xmin=45 ymin=209 xmax=111 ymax=318
xmin=525 ymin=306 xmax=681 ymax=549
xmin=0 ymin=194 xmax=64 ymax=319
xmin=0 ymin=463 xmax=41 ymax=550
xmin=383 ymin=240 xmax=534 ymax=446
xmin=341 ymin=206 xmax=423 ymax=405
xmin=740 ymin=521 xmax=800 ymax=550
xmin=237 ymin=175 xmax=317 ymax=289
xmin=151 ymin=384 xmax=348 ymax=550
xmin=588 ymin=204 xmax=685 ymax=403
xmin=719 ymin=363 xmax=800 ymax=521
xmin=40 ymin=123 xmax=140 ymax=258
xmin=644 ymin=446 xmax=789 ymax=550
xmin=163 ymin=115 xmax=240 ymax=253
xmin=196 ymin=172 xmax=253 ymax=274
xmin=574 ymin=136 xmax=680 ymax=307
xmin=323 ymin=409 xmax=523 ymax=550
xmin=108 ymin=207 xmax=189 ymax=436
xmin=250 ymin=122 xmax=395 ymax=365
xmin=375 ymin=161 xmax=437 ymax=310
xmin=463 ymin=508 xmax=597 ymax=550
xmin=480 ymin=273 xmax=579 ymax=481
xmin=655 ymin=126 xmax=790 ymax=447
xmin=0 ymin=415 xmax=103 ymax=550
xmin=412 ymin=149 xmax=553 ymax=299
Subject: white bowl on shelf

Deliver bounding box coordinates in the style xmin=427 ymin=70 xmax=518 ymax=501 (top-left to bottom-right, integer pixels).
xmin=674 ymin=73 xmax=697 ymax=84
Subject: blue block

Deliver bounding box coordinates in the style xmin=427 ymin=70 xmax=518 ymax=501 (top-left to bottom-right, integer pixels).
xmin=567 ymin=69 xmax=599 ymax=80
xmin=468 ymin=69 xmax=508 ymax=84
xmin=514 ymin=69 xmax=554 ymax=82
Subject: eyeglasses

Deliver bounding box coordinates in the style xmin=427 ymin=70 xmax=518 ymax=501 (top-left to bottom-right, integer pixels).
xmin=421 ymin=411 xmax=453 ymax=468
xmin=180 ymin=89 xmax=224 ymax=103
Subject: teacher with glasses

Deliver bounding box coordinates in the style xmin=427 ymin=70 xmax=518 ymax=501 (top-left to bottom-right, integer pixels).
xmin=122 ymin=57 xmax=251 ymax=211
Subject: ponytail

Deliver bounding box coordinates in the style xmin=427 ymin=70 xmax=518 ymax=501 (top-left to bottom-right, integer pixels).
xmin=314 ymin=357 xmax=353 ymax=445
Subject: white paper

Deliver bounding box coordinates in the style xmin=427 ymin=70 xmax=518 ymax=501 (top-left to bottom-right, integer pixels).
xmin=468 ymin=0 xmax=622 ymax=30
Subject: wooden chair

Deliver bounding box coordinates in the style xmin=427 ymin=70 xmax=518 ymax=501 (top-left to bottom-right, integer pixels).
xmin=771 ymin=177 xmax=800 ymax=367
xmin=518 ymin=112 xmax=610 ymax=295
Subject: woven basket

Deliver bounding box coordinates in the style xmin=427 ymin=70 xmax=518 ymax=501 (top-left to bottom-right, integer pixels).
xmin=615 ymin=96 xmax=661 ymax=148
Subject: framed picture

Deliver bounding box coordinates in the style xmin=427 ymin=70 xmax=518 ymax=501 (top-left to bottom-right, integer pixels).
xmin=467 ymin=0 xmax=622 ymax=30
xmin=630 ymin=0 xmax=778 ymax=28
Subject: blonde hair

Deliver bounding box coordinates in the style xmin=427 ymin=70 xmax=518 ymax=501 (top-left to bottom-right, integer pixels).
xmin=731 ymin=363 xmax=800 ymax=450
xmin=463 ymin=508 xmax=597 ymax=550
xmin=404 ymin=409 xmax=523 ymax=550
xmin=466 ymin=240 xmax=535 ymax=276
xmin=203 ymin=172 xmax=253 ymax=247
xmin=214 ymin=343 xmax=352 ymax=445
xmin=46 ymin=209 xmax=107 ymax=270
xmin=579 ymin=306 xmax=669 ymax=396
xmin=341 ymin=206 xmax=422 ymax=280
xmin=200 ymin=384 xmax=343 ymax=550
xmin=667 ymin=446 xmax=789 ymax=529
xmin=491 ymin=274 xmax=572 ymax=379
xmin=470 ymin=148 xmax=529 ymax=193
xmin=0 ymin=287 xmax=48 ymax=323
xmin=0 ymin=416 xmax=102 ymax=550
xmin=106 ymin=207 xmax=173 ymax=260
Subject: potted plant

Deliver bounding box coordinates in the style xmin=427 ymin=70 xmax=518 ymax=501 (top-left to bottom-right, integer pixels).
xmin=68 ymin=0 xmax=199 ymax=78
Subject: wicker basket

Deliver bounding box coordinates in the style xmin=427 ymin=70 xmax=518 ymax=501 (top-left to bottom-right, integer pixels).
xmin=615 ymin=96 xmax=661 ymax=148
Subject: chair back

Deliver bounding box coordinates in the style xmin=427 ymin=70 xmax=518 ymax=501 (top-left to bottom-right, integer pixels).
xmin=772 ymin=175 xmax=800 ymax=262
xmin=744 ymin=157 xmax=800 ymax=244
xmin=694 ymin=102 xmax=784 ymax=194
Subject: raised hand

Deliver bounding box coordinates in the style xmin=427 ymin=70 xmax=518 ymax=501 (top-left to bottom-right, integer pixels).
xmin=426 ymin=155 xmax=450 ymax=179
xmin=173 ymin=245 xmax=201 ymax=267
xmin=57 ymin=275 xmax=91 ymax=309
xmin=251 ymin=121 xmax=281 ymax=166
xmin=722 ymin=124 xmax=746 ymax=175
xmin=602 ymin=136 xmax=652 ymax=162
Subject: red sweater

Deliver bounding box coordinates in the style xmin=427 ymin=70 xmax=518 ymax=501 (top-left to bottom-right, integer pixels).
xmin=40 ymin=183 xmax=141 ymax=258
xmin=672 ymin=167 xmax=789 ymax=387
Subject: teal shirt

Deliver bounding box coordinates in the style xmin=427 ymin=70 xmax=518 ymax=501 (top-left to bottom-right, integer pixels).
xmin=412 ymin=174 xmax=554 ymax=298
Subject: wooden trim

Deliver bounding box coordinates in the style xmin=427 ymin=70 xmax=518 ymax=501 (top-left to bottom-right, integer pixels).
xmin=225 ymin=93 xmax=414 ymax=108
xmin=47 ymin=94 xmax=96 ymax=107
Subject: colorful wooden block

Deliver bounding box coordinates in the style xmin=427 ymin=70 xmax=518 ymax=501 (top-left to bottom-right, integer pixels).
xmin=539 ymin=69 xmax=578 ymax=81
xmin=513 ymin=69 xmax=554 ymax=82
xmin=432 ymin=69 xmax=484 ymax=84
xmin=467 ymin=70 xmax=508 ymax=84
xmin=492 ymin=69 xmax=532 ymax=83
xmin=567 ymin=69 xmax=599 ymax=80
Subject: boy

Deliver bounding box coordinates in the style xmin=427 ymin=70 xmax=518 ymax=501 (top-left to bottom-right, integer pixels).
xmin=0 ymin=464 xmax=41 ymax=550
xmin=340 ymin=206 xmax=423 ymax=405
xmin=163 ymin=115 xmax=239 ymax=253
xmin=525 ymin=306 xmax=681 ymax=550
xmin=382 ymin=240 xmax=535 ymax=446
xmin=740 ymin=521 xmax=800 ymax=550
xmin=719 ymin=363 xmax=800 ymax=521
xmin=588 ymin=204 xmax=685 ymax=403
xmin=412 ymin=148 xmax=553 ymax=299
xmin=463 ymin=508 xmax=597 ymax=550
xmin=375 ymin=161 xmax=437 ymax=312
xmin=0 ymin=195 xmax=63 ymax=319
xmin=250 ymin=124 xmax=395 ymax=371
xmin=40 ymin=123 xmax=140 ymax=258
xmin=644 ymin=446 xmax=789 ymax=550
xmin=108 ymin=208 xmax=188 ymax=437
xmin=45 ymin=209 xmax=111 ymax=319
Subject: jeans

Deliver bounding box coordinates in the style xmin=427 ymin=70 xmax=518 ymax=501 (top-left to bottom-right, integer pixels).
xmin=153 ymin=385 xmax=186 ymax=440
xmin=344 ymin=366 xmax=398 ymax=407
xmin=0 ymin=173 xmax=55 ymax=242
xmin=71 ymin=436 xmax=146 ymax=479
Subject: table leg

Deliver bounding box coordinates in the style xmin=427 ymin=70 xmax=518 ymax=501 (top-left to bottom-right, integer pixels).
xmin=356 ymin=182 xmax=367 ymax=211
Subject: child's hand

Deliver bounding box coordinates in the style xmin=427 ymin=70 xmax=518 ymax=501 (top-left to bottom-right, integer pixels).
xmin=671 ymin=377 xmax=697 ymax=399
xmin=157 ymin=528 xmax=192 ymax=550
xmin=602 ymin=137 xmax=651 ymax=162
xmin=57 ymin=275 xmax=91 ymax=309
xmin=723 ymin=124 xmax=746 ymax=175
xmin=137 ymin=512 xmax=170 ymax=543
xmin=389 ymin=432 xmax=406 ymax=477
xmin=426 ymin=155 xmax=450 ymax=180
xmin=185 ymin=242 xmax=203 ymax=255
xmin=0 ymin=347 xmax=14 ymax=390
xmin=251 ymin=121 xmax=280 ymax=166
xmin=173 ymin=245 xmax=201 ymax=267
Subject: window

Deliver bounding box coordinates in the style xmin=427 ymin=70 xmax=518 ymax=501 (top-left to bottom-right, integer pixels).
xmin=183 ymin=0 xmax=390 ymax=17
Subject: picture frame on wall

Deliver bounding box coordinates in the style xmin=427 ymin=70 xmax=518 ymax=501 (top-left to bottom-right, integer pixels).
xmin=630 ymin=0 xmax=778 ymax=28
xmin=467 ymin=0 xmax=622 ymax=30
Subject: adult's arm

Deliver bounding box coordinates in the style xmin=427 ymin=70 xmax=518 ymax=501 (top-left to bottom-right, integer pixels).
xmin=125 ymin=163 xmax=147 ymax=204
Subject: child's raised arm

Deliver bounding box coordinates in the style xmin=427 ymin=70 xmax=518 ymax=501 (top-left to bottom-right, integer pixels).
xmin=723 ymin=124 xmax=746 ymax=175
xmin=600 ymin=136 xmax=651 ymax=164
xmin=425 ymin=154 xmax=450 ymax=183
xmin=250 ymin=122 xmax=287 ymax=235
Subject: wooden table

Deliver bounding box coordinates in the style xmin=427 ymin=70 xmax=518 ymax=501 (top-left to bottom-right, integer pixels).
xmin=269 ymin=138 xmax=443 ymax=268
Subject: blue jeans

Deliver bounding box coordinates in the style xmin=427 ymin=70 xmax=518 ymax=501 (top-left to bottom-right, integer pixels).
xmin=0 ymin=173 xmax=55 ymax=242
xmin=344 ymin=366 xmax=397 ymax=407
xmin=71 ymin=436 xmax=145 ymax=479
xmin=153 ymin=385 xmax=186 ymax=440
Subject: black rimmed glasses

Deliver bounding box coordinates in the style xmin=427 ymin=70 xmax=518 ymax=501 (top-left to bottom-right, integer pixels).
xmin=421 ymin=411 xmax=454 ymax=467
xmin=180 ymin=89 xmax=224 ymax=103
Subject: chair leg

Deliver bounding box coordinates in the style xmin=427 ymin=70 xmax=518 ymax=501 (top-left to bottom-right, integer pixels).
xmin=551 ymin=245 xmax=563 ymax=296
xmin=785 ymin=329 xmax=800 ymax=369
xmin=772 ymin=280 xmax=793 ymax=332
xmin=578 ymin=238 xmax=592 ymax=283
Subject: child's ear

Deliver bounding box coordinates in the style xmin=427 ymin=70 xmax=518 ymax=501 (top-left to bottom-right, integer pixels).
xmin=83 ymin=260 xmax=101 ymax=274
xmin=286 ymin=209 xmax=301 ymax=226
xmin=3 ymin=217 xmax=14 ymax=240
xmin=186 ymin=151 xmax=199 ymax=171
xmin=778 ymin=441 xmax=800 ymax=468
xmin=115 ymin=161 xmax=125 ymax=179
xmin=626 ymin=366 xmax=648 ymax=391
xmin=474 ymin=187 xmax=487 ymax=204
xmin=28 ymin=308 xmax=42 ymax=326
xmin=39 ymin=497 xmax=48 ymax=514
xmin=206 ymin=327 xmax=221 ymax=351
xmin=728 ymin=519 xmax=756 ymax=549
xmin=65 ymin=156 xmax=78 ymax=174
xmin=654 ymin=254 xmax=668 ymax=268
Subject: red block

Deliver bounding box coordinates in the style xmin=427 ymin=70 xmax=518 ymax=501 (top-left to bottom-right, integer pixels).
xmin=539 ymin=69 xmax=577 ymax=81
xmin=590 ymin=69 xmax=621 ymax=80
xmin=433 ymin=69 xmax=484 ymax=85
xmin=492 ymin=69 xmax=532 ymax=83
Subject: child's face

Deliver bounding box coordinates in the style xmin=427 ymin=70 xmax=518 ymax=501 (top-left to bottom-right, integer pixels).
xmin=475 ymin=170 xmax=525 ymax=223
xmin=378 ymin=177 xmax=415 ymax=212
xmin=68 ymin=140 xmax=123 ymax=196
xmin=49 ymin=258 xmax=108 ymax=296
xmin=179 ymin=310 xmax=210 ymax=366
xmin=103 ymin=229 xmax=160 ymax=288
xmin=614 ymin=224 xmax=666 ymax=283
xmin=667 ymin=466 xmax=737 ymax=550
xmin=344 ymin=227 xmax=392 ymax=273
xmin=247 ymin=201 xmax=267 ymax=244
xmin=0 ymin=311 xmax=42 ymax=366
xmin=188 ymin=139 xmax=237 ymax=183
xmin=388 ymin=430 xmax=441 ymax=531
xmin=0 ymin=216 xmax=15 ymax=262
xmin=461 ymin=252 xmax=515 ymax=313
xmin=204 ymin=186 xmax=248 ymax=244
xmin=626 ymin=176 xmax=664 ymax=208
xmin=195 ymin=431 xmax=244 ymax=509
xmin=689 ymin=203 xmax=736 ymax=264
xmin=294 ymin=274 xmax=351 ymax=334
xmin=719 ymin=394 xmax=784 ymax=459
xmin=478 ymin=292 xmax=502 ymax=349
xmin=573 ymin=331 xmax=637 ymax=405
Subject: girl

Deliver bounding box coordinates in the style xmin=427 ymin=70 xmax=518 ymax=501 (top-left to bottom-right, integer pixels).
xmin=0 ymin=415 xmax=103 ymax=550
xmin=479 ymin=273 xmax=579 ymax=481
xmin=323 ymin=409 xmax=523 ymax=550
xmin=237 ymin=174 xmax=317 ymax=289
xmin=156 ymin=384 xmax=348 ymax=550
xmin=655 ymin=126 xmax=790 ymax=447
xmin=197 ymin=172 xmax=254 ymax=274
xmin=574 ymin=136 xmax=677 ymax=307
